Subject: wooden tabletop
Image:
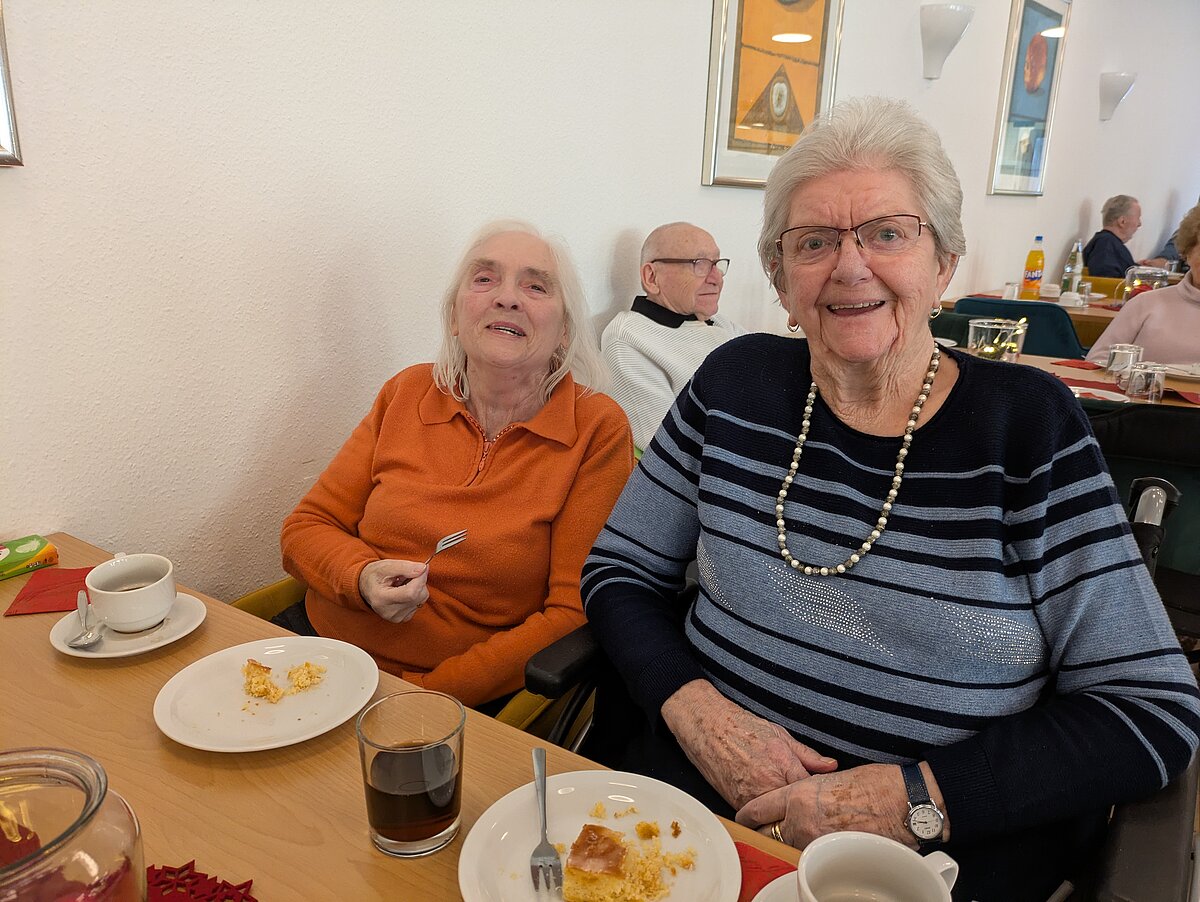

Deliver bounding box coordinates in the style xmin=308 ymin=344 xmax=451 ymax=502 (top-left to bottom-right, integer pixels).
xmin=1 ymin=533 xmax=797 ymax=898
xmin=1018 ymin=355 xmax=1199 ymax=408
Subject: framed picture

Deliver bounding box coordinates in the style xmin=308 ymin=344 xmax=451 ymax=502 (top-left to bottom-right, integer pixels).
xmin=0 ymin=0 xmax=21 ymax=166
xmin=702 ymin=0 xmax=843 ymax=188
xmin=987 ymin=0 xmax=1071 ymax=195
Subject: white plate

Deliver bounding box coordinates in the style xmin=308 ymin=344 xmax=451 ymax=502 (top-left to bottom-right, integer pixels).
xmin=1072 ymin=387 xmax=1129 ymax=403
xmin=458 ymin=770 xmax=741 ymax=902
xmin=933 ymin=337 xmax=956 ymax=348
xmin=1165 ymin=365 xmax=1200 ymax=382
xmin=153 ymin=636 xmax=378 ymax=752
xmin=753 ymin=872 xmax=799 ymax=902
xmin=50 ymin=592 xmax=207 ymax=659
xmin=1086 ymin=292 xmax=1108 ymax=302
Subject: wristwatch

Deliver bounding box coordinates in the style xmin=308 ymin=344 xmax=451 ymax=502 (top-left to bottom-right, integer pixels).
xmin=900 ymin=762 xmax=945 ymax=849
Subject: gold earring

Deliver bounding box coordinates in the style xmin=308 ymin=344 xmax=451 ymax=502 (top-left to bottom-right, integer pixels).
xmin=929 ymin=307 xmax=942 ymax=320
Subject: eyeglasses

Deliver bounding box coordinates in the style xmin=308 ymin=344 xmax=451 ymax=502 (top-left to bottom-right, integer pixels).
xmin=776 ymin=215 xmax=934 ymax=265
xmin=649 ymin=257 xmax=730 ymax=277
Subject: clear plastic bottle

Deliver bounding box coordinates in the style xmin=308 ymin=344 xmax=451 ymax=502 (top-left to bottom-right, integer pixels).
xmin=1060 ymin=239 xmax=1084 ymax=293
xmin=1019 ymin=236 xmax=1045 ymax=300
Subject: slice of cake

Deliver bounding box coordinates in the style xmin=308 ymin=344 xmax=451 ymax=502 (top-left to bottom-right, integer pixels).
xmin=242 ymin=658 xmax=285 ymax=703
xmin=564 ymin=824 xmax=628 ymax=902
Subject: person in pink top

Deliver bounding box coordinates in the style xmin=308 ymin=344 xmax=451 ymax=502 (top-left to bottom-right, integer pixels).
xmin=1087 ymin=203 xmax=1200 ymax=366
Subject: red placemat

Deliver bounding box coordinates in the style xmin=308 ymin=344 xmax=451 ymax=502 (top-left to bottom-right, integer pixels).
xmin=3 ymin=566 xmax=93 ymax=616
xmin=1057 ymin=376 xmax=1200 ymax=405
xmin=737 ymin=841 xmax=796 ymax=902
xmin=1051 ymin=359 xmax=1102 ymax=370
xmin=1089 ymin=301 xmax=1124 ymax=311
xmin=148 ymin=861 xmax=256 ymax=901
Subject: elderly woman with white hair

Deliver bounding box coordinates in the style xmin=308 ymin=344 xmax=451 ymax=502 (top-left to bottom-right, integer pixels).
xmin=279 ymin=221 xmax=633 ymax=712
xmin=582 ymin=98 xmax=1198 ymax=900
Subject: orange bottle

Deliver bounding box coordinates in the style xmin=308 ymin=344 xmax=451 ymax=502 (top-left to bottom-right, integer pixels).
xmin=1019 ymin=236 xmax=1045 ymax=299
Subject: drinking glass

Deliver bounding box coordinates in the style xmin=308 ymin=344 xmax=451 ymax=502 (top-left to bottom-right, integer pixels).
xmin=967 ymin=318 xmax=1026 ymax=362
xmin=1125 ymin=362 xmax=1167 ymax=403
xmin=1077 ymin=281 xmax=1093 ymax=302
xmin=1105 ymin=344 xmax=1144 ymax=387
xmin=1002 ymin=282 xmax=1021 ymax=300
xmin=355 ymin=690 xmax=466 ymax=857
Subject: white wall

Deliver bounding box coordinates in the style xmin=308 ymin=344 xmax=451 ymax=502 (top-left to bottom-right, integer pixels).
xmin=3 ymin=1 xmax=1198 ymax=601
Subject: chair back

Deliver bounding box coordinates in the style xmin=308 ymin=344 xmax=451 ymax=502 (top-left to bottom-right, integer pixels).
xmin=1081 ymin=273 xmax=1125 ymax=299
xmin=930 ymin=311 xmax=972 ymax=347
xmin=953 ymin=297 xmax=1087 ymax=359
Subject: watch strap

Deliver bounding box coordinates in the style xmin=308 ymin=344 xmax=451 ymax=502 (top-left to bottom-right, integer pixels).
xmin=901 ymin=761 xmax=932 ymax=806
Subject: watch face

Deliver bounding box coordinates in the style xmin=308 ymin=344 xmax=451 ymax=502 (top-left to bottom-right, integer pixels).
xmin=908 ymin=805 xmax=943 ymax=840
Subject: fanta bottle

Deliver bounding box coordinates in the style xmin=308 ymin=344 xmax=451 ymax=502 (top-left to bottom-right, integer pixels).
xmin=1019 ymin=236 xmax=1045 ymax=300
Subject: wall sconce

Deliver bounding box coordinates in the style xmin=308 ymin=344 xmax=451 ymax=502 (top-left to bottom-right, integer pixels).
xmin=920 ymin=4 xmax=974 ymax=79
xmin=1099 ymin=72 xmax=1136 ymax=121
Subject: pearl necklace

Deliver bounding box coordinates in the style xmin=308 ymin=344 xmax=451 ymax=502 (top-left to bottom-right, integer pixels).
xmin=776 ymin=345 xmax=941 ymax=577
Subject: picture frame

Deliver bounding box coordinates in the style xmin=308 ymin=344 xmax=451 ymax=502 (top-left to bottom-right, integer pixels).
xmin=0 ymin=0 xmax=21 ymax=166
xmin=987 ymin=0 xmax=1071 ymax=195
xmin=702 ymin=0 xmax=843 ymax=188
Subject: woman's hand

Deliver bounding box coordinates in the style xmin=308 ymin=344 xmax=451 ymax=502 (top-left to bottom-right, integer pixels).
xmin=736 ymin=763 xmax=946 ymax=850
xmin=358 ymin=559 xmax=429 ymax=623
xmin=660 ymin=680 xmax=838 ymax=810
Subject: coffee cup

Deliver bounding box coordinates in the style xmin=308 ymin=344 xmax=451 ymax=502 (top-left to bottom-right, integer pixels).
xmin=84 ymin=553 xmax=176 ymax=632
xmin=796 ymin=831 xmax=957 ymax=902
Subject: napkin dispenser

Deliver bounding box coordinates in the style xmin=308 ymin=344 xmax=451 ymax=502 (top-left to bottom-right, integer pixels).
xmin=0 ymin=534 xmax=59 ymax=581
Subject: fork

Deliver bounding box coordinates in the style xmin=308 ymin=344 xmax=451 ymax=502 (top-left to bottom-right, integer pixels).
xmin=530 ymin=747 xmax=563 ymax=898
xmin=423 ymin=529 xmax=467 ymax=566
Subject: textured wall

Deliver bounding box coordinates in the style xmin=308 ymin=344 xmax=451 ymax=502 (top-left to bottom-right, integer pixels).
xmin=2 ymin=1 xmax=1198 ymax=602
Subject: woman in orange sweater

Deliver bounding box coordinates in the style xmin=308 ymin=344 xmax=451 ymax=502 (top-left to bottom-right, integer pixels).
xmin=279 ymin=221 xmax=634 ymax=710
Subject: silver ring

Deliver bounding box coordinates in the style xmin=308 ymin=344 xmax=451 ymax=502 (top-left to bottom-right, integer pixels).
xmin=770 ymin=821 xmax=784 ymax=843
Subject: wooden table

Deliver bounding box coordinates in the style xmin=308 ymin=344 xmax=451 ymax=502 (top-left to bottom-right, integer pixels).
xmin=941 ymin=296 xmax=1120 ymax=347
xmin=1018 ymin=355 xmax=1199 ymax=408
xmin=1 ymin=533 xmax=797 ymax=898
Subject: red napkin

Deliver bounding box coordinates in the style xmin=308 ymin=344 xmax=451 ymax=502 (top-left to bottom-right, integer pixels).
xmin=3 ymin=566 xmax=93 ymax=616
xmin=737 ymin=841 xmax=796 ymax=902
xmin=1089 ymin=301 xmax=1124 ymax=311
xmin=1051 ymin=359 xmax=1102 ymax=370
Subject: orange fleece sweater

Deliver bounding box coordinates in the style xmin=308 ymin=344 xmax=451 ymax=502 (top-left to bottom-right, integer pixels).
xmin=281 ymin=365 xmax=634 ymax=707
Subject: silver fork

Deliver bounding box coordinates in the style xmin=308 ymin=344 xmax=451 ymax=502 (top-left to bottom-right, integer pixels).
xmin=530 ymin=747 xmax=563 ymax=898
xmin=423 ymin=529 xmax=467 ymax=566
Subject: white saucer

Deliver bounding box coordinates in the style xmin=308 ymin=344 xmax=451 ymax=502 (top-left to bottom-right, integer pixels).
xmin=933 ymin=337 xmax=957 ymax=348
xmin=1165 ymin=365 xmax=1200 ymax=382
xmin=1071 ymin=387 xmax=1129 ymax=403
xmin=752 ymin=872 xmax=799 ymax=902
xmin=50 ymin=592 xmax=207 ymax=658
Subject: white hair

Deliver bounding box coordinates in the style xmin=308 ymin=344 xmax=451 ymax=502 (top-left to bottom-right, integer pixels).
xmin=432 ymin=220 xmax=606 ymax=402
xmin=758 ymin=96 xmax=967 ymax=290
xmin=1101 ymin=195 xmax=1139 ymax=226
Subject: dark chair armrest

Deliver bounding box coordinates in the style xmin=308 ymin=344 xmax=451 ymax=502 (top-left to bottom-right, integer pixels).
xmin=1093 ymin=753 xmax=1198 ymax=902
xmin=525 ymin=624 xmax=600 ymax=699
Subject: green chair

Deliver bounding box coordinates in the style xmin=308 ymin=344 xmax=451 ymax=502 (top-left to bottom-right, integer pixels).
xmin=954 ymin=296 xmax=1088 ymax=359
xmin=930 ymin=311 xmax=972 ymax=347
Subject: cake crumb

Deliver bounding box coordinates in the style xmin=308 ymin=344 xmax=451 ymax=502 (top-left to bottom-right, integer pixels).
xmin=670 ymin=821 xmax=681 ymax=838
xmin=589 ymin=801 xmax=606 ymax=818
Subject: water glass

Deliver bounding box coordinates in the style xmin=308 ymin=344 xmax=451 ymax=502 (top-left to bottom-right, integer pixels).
xmin=967 ymin=318 xmax=1026 ymax=362
xmin=356 ymin=690 xmax=466 ymax=857
xmin=1078 ymin=281 xmax=1093 ymax=300
xmin=1002 ymin=282 xmax=1021 ymax=300
xmin=1105 ymin=344 xmax=1143 ymax=384
xmin=1125 ymin=362 xmax=1167 ymax=403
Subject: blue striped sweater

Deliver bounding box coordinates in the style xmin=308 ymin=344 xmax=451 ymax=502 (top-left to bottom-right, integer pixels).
xmin=583 ymin=334 xmax=1199 ymax=847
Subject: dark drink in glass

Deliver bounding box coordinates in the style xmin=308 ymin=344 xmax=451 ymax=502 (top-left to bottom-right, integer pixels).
xmin=356 ymin=691 xmax=466 ymax=857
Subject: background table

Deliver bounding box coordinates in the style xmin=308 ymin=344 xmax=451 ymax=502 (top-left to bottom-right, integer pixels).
xmin=1 ymin=533 xmax=797 ymax=898
xmin=1018 ymin=355 xmax=1199 ymax=408
xmin=942 ymin=296 xmax=1120 ymax=347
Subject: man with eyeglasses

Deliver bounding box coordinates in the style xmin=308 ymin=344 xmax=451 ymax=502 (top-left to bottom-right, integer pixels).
xmin=601 ymin=222 xmax=745 ymax=451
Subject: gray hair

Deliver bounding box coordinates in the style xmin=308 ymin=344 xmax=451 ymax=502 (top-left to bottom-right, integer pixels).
xmin=1101 ymin=195 xmax=1139 ymax=226
xmin=757 ymin=96 xmax=966 ymax=290
xmin=432 ymin=220 xmax=606 ymax=403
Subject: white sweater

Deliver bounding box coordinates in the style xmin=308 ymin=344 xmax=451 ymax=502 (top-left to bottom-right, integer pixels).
xmin=600 ymin=296 xmax=745 ymax=450
xmin=1086 ymin=273 xmax=1200 ymax=365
